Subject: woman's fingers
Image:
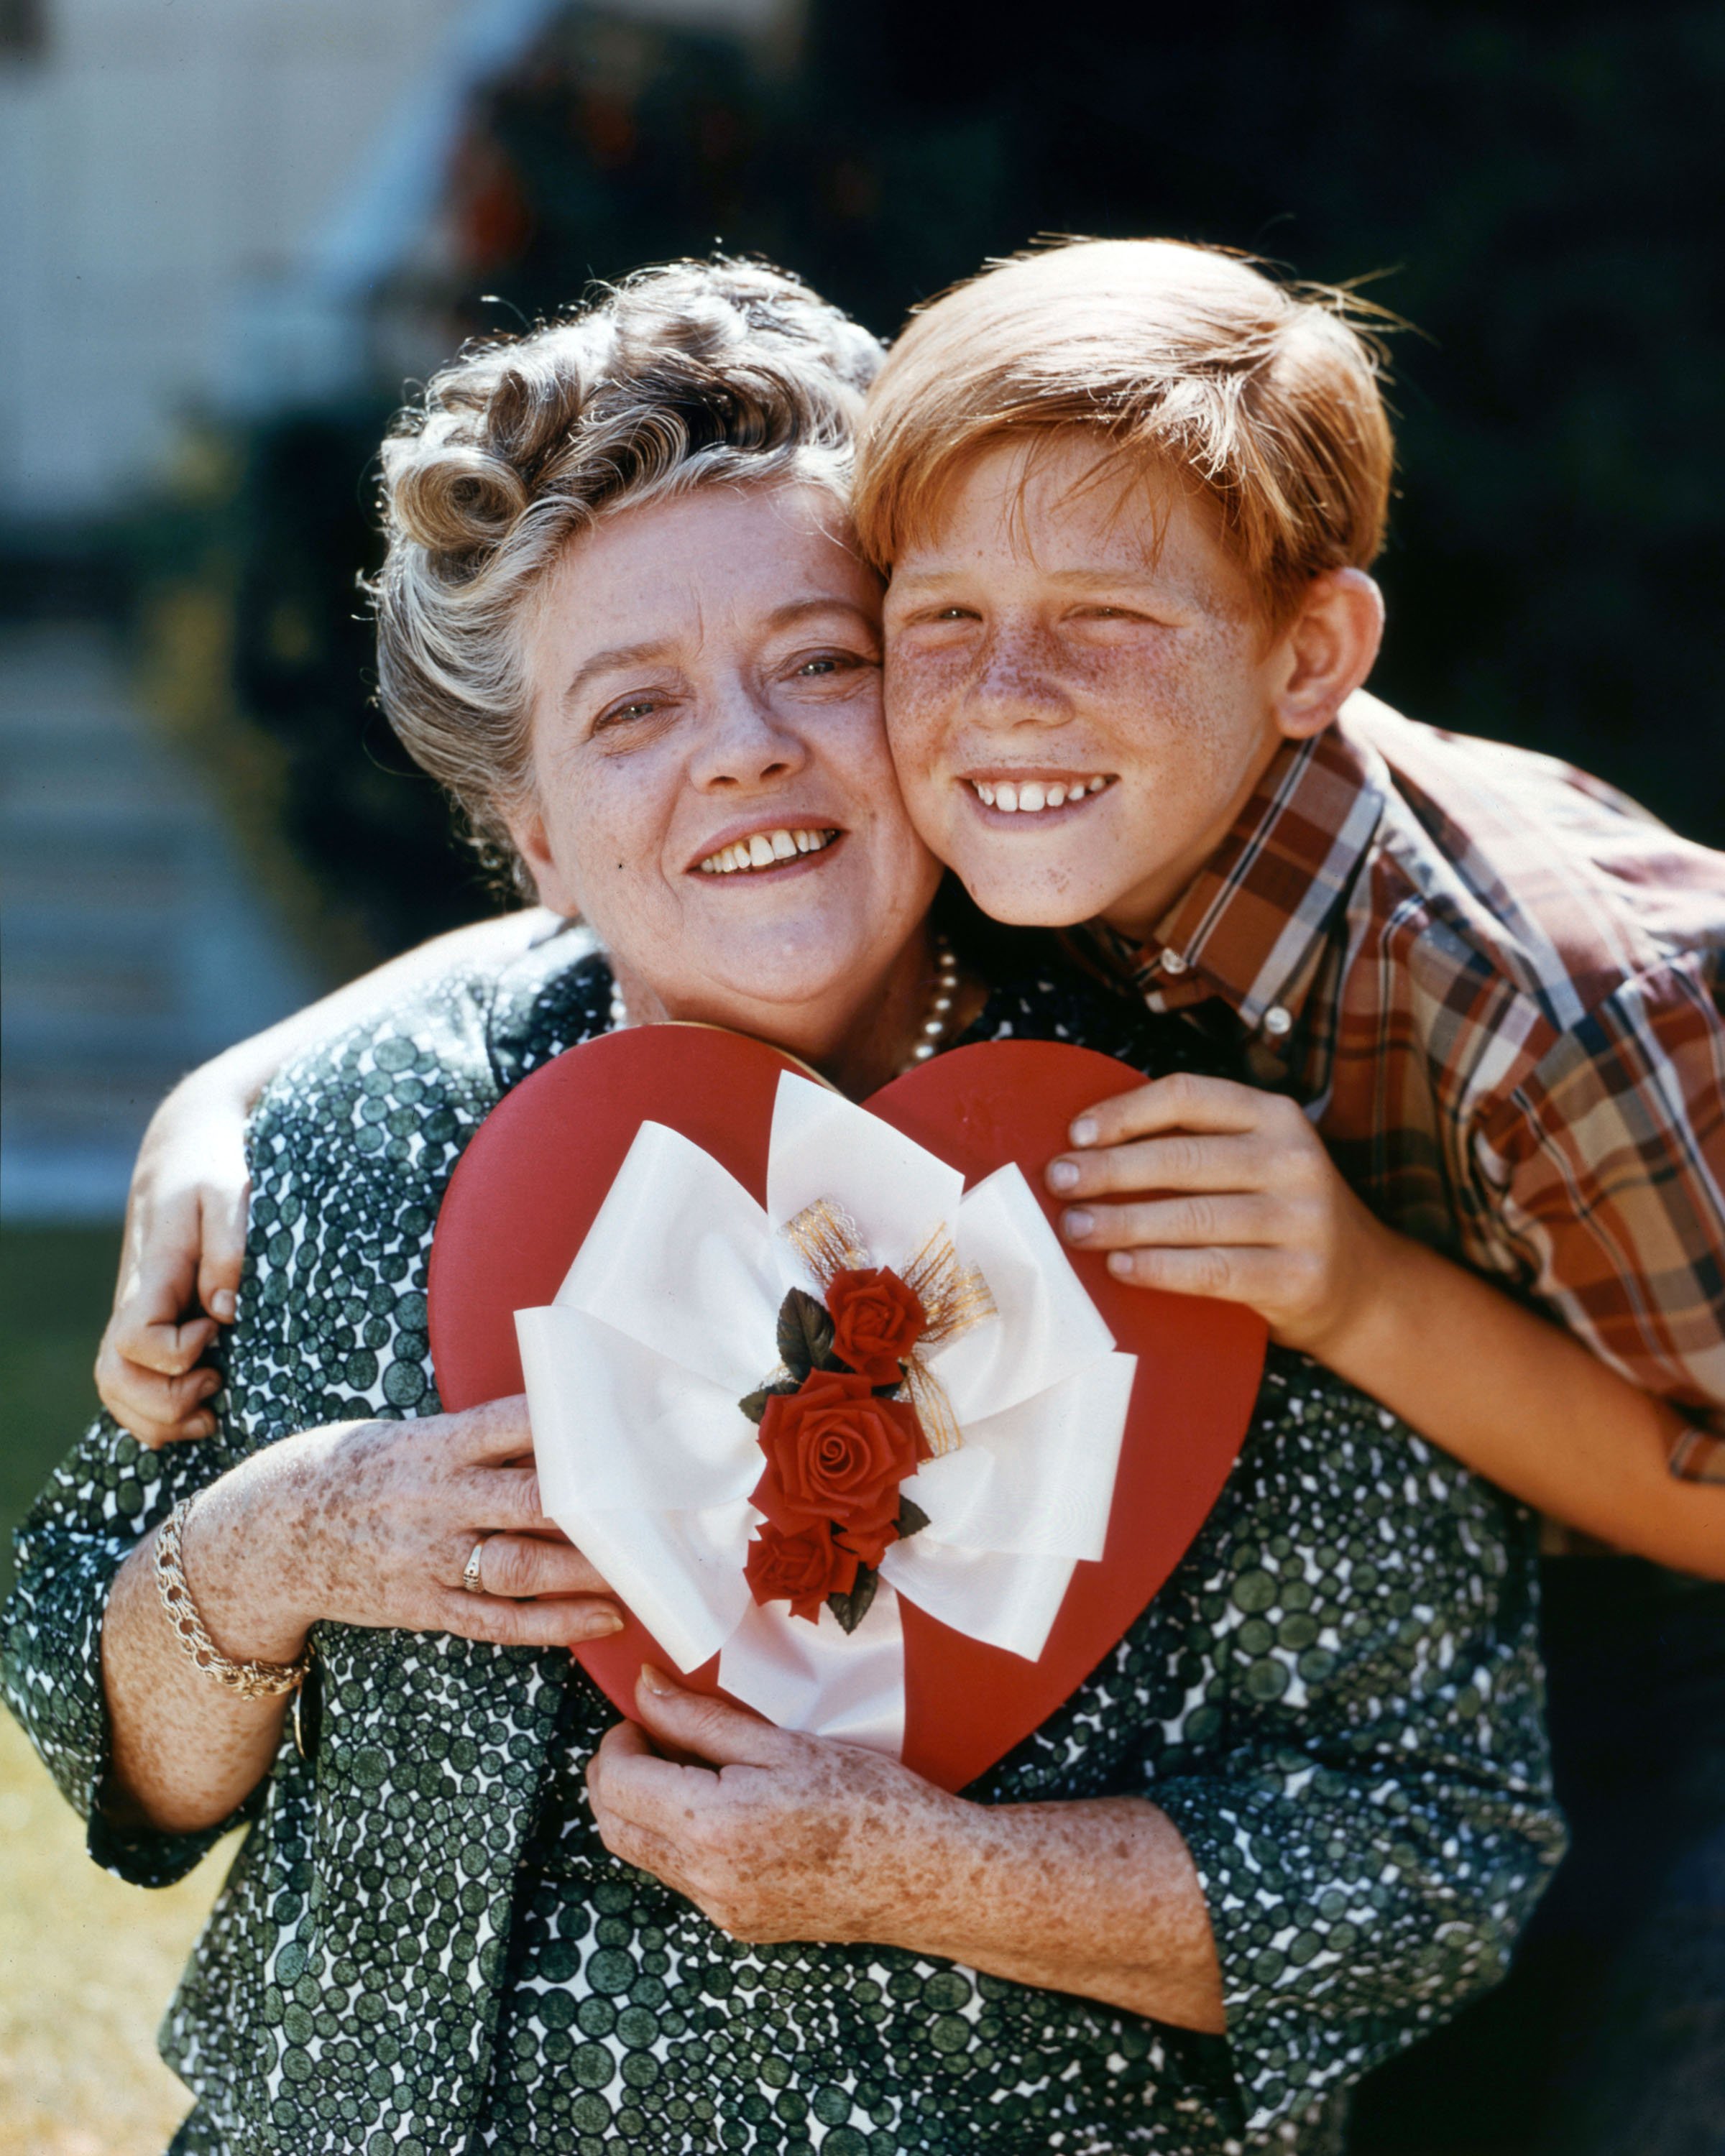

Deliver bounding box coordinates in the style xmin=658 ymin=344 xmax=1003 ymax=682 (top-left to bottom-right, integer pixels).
xmin=452 ymin=1394 xmax=536 ymax=1463
xmin=434 ymin=1588 xmax=622 ymax=1649
xmin=473 ymin=1464 xmax=548 ymax=1532
xmin=456 ymin=1532 xmax=612 ymax=1601
xmin=196 ymin=1176 xmax=251 ymax=1324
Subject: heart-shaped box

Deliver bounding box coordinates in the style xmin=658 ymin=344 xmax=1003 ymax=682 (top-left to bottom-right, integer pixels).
xmin=430 ymin=1026 xmax=1264 ymax=1790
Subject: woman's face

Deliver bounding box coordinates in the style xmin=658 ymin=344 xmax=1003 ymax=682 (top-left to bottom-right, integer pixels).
xmin=510 ymin=482 xmax=942 ymax=1044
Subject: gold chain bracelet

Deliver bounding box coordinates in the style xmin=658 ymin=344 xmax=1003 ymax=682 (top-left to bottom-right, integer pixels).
xmin=153 ymin=1496 xmax=312 ymax=1701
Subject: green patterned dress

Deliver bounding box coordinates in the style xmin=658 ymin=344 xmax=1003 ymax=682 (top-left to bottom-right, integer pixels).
xmin=1 ymin=936 xmax=1563 ymax=2155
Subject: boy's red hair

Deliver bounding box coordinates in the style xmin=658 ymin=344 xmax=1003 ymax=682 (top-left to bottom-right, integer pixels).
xmin=854 ymin=239 xmax=1396 ymax=625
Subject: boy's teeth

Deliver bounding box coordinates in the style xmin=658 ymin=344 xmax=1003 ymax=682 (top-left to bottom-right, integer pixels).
xmin=970 ymin=776 xmax=1110 ymax=814
xmin=699 ymin=827 xmax=835 ymax=875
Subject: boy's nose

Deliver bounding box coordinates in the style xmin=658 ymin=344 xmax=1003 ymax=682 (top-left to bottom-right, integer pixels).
xmin=967 ymin=627 xmax=1067 ymax=724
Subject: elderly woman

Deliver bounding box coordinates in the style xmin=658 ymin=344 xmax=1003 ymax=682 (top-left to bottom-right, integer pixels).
xmin=4 ymin=262 xmax=1560 ymax=2156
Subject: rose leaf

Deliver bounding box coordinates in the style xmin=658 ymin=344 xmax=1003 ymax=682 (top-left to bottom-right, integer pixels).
xmin=895 ymin=1496 xmax=931 ymax=1542
xmin=826 ymin=1565 xmax=879 ymax=1636
xmin=776 ymin=1287 xmax=835 ymax=1380
xmin=737 ymin=1378 xmax=800 ymax=1426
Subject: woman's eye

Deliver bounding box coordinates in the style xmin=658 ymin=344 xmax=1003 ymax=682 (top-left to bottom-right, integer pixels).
xmin=594 ymin=697 xmax=661 ymax=729
xmin=791 ymin=650 xmax=874 ymax=679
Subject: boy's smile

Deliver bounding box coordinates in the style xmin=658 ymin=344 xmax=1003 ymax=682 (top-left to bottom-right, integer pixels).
xmin=883 ymin=433 xmax=1376 ymax=943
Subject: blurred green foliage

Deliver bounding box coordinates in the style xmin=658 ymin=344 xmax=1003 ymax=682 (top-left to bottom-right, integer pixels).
xmin=0 ymin=1227 xmax=117 ymax=1598
xmin=146 ymin=0 xmax=1725 ymax=959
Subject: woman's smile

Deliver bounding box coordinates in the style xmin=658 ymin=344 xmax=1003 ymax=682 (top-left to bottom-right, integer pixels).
xmin=694 ymin=821 xmax=843 ymax=876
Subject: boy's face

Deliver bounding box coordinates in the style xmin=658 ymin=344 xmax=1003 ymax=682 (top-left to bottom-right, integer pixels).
xmin=883 ymin=433 xmax=1299 ymax=941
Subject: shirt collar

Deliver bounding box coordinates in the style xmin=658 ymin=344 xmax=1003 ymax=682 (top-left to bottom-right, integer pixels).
xmin=1085 ymin=718 xmax=1388 ymax=1030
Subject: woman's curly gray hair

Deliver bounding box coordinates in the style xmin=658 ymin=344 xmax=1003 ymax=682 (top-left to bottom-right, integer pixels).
xmin=369 ymin=258 xmax=885 ymax=888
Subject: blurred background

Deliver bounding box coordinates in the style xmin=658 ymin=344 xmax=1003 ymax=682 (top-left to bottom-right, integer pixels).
xmin=1 ymin=0 xmax=1721 ymax=2148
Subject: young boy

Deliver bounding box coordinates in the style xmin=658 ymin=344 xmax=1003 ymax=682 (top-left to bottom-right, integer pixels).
xmin=851 ymin=236 xmax=1725 ymax=2150
xmin=855 ymin=237 xmax=1724 ymax=1565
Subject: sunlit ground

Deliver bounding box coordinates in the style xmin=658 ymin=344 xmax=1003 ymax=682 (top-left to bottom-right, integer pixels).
xmin=0 ymin=1714 xmax=234 ymax=2156
xmin=0 ymin=1226 xmax=229 ymax=2154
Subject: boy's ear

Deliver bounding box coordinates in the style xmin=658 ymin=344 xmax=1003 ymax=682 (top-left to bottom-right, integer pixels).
xmin=1270 ymin=569 xmax=1385 ymax=742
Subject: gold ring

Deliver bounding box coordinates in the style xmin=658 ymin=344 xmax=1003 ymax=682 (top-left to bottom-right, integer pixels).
xmin=461 ymin=1539 xmax=487 ymax=1594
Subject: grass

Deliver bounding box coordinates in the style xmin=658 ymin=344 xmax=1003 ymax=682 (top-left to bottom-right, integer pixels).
xmin=1 ymin=1226 xmax=231 ymax=2153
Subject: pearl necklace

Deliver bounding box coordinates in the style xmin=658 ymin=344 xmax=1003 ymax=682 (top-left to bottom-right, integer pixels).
xmin=607 ymin=933 xmax=962 ymax=1073
xmin=903 ymin=931 xmax=961 ymax=1069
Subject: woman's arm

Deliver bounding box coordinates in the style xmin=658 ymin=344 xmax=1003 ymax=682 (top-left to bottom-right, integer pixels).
xmin=98 ymin=908 xmax=564 ymax=1447
xmin=100 ymin=1398 xmax=619 ymax=1834
xmin=589 ymin=1353 xmax=1563 ymax=2126
xmin=1049 ymin=1073 xmax=1725 ymax=1577
xmin=589 ymin=1671 xmax=1225 ymax=2030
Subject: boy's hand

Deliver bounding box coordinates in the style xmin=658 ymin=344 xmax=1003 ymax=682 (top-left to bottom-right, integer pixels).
xmin=96 ymin=1086 xmax=252 ymax=1447
xmin=1046 ymin=1072 xmax=1390 ymax=1356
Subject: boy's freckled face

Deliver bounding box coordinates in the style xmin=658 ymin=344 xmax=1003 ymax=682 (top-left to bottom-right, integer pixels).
xmin=882 ymin=434 xmax=1288 ymax=941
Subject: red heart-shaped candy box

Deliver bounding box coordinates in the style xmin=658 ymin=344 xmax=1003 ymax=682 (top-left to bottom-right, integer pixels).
xmin=429 ymin=1028 xmax=1264 ymax=1791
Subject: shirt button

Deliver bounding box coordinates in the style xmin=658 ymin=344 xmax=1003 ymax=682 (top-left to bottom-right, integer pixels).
xmin=1262 ymin=1005 xmax=1292 ymax=1038
xmin=1161 ymin=951 xmax=1187 ymax=976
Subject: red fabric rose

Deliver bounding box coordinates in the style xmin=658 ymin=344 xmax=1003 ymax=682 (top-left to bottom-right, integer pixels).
xmin=825 ymin=1266 xmax=926 ymax=1384
xmin=744 ymin=1521 xmax=858 ymax=1623
xmin=754 ymin=1368 xmax=924 ymax=1567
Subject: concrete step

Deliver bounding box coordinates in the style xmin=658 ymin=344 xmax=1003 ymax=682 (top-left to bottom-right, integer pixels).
xmin=1 ymin=620 xmax=321 ymax=1220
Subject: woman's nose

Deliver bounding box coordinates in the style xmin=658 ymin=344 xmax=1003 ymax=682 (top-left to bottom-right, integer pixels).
xmin=688 ymin=682 xmax=808 ymax=788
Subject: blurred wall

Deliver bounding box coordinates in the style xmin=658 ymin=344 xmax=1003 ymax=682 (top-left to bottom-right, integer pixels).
xmin=0 ymin=0 xmax=482 ymax=518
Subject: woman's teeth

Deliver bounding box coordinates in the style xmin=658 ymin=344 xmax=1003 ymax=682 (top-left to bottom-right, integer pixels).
xmin=696 ymin=826 xmax=837 ymax=875
xmin=970 ymin=776 xmax=1112 ymax=814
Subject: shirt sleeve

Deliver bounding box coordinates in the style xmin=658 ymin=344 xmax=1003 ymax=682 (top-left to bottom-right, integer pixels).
xmin=1474 ymin=951 xmax=1725 ymax=1482
xmin=1 ymin=1409 xmax=262 ymax=1887
xmin=1147 ymin=1353 xmax=1565 ymax=2136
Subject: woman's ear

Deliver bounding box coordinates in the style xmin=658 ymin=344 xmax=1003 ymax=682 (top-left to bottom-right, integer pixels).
xmin=504 ymin=798 xmax=579 ymax=916
xmin=1269 ymin=568 xmax=1386 ymax=742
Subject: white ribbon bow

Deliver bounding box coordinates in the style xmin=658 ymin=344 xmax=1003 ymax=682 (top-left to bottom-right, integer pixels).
xmin=516 ymin=1072 xmax=1136 ymax=1756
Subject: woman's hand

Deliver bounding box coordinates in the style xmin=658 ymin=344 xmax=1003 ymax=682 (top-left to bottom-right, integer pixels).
xmin=586 ymin=1667 xmax=1227 ymax=2028
xmin=185 ymin=1394 xmax=623 ymax=1664
xmin=587 ymin=1668 xmax=961 ymax=1945
xmin=96 ymin=1075 xmax=254 ymax=1447
xmin=1046 ymin=1070 xmax=1392 ymax=1356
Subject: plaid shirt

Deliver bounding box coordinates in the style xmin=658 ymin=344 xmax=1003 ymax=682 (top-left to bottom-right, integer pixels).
xmin=1084 ymin=693 xmax=1725 ymax=1485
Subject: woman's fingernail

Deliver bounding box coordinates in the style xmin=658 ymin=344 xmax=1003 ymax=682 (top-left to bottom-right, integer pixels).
xmin=1063 ymin=1208 xmax=1095 ymax=1241
xmin=211 ymin=1291 xmax=236 ymax=1322
xmin=1047 ymin=1158 xmax=1080 ymax=1192
xmin=199 ymin=1372 xmax=221 ymax=1396
xmin=638 ymin=1662 xmax=676 ymax=1697
xmin=188 ymin=1415 xmax=216 ymax=1439
xmin=1070 ymin=1116 xmax=1099 ymax=1147
xmin=588 ymin=1611 xmax=624 ymax=1639
xmin=1108 ymin=1251 xmax=1134 ymax=1278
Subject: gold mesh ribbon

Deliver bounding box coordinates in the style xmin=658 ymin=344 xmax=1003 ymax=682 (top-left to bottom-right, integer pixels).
xmin=781 ymin=1200 xmax=996 ymax=1457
